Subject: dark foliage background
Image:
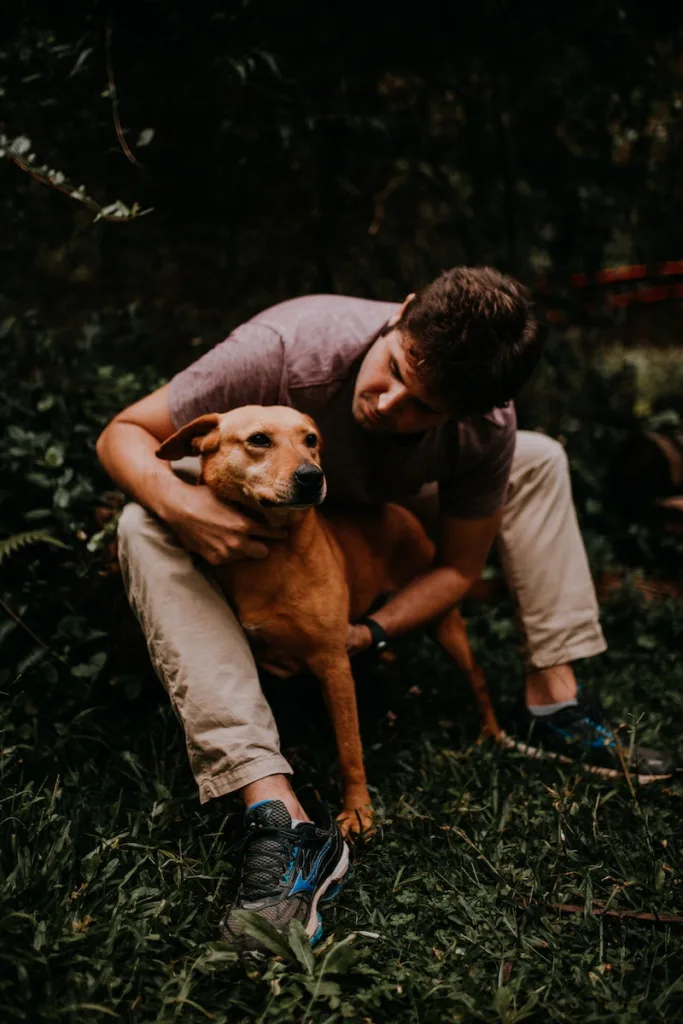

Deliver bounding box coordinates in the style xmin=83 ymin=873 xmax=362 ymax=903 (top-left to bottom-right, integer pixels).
xmin=2 ymin=2 xmax=683 ymax=1021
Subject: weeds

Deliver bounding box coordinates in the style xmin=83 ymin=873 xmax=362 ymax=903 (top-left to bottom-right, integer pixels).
xmin=1 ymin=312 xmax=682 ymax=1022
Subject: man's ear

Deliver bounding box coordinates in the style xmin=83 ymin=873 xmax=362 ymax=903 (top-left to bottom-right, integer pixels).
xmin=155 ymin=413 xmax=221 ymax=461
xmin=388 ymin=292 xmax=416 ymax=328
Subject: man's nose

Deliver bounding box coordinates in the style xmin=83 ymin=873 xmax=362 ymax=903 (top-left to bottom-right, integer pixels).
xmin=377 ymin=382 xmax=407 ymax=415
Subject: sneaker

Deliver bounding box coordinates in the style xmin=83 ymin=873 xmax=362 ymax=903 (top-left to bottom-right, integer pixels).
xmin=219 ymin=799 xmax=350 ymax=953
xmin=502 ymin=692 xmax=675 ymax=784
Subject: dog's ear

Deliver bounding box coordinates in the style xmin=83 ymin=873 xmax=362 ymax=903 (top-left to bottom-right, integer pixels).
xmin=155 ymin=413 xmax=221 ymax=461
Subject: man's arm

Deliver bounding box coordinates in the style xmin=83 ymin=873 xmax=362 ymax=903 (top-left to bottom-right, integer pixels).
xmin=348 ymin=510 xmax=502 ymax=650
xmin=96 ymin=383 xmax=286 ymax=563
xmin=97 ymin=383 xmax=185 ymax=519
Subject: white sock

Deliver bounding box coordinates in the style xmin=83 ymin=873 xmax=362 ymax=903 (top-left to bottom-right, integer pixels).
xmin=291 ymin=817 xmax=310 ymax=829
xmin=528 ymin=697 xmax=578 ymax=718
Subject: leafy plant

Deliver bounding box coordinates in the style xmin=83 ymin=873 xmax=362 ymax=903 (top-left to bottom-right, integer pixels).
xmin=0 ymin=528 xmax=67 ymax=568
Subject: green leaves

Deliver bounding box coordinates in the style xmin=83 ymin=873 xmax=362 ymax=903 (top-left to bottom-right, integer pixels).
xmin=229 ymin=910 xmax=297 ymax=961
xmin=0 ymin=529 xmax=68 ymax=567
xmin=229 ymin=911 xmax=357 ymax=978
xmin=287 ymin=919 xmax=316 ymax=973
xmin=71 ymin=650 xmax=107 ymax=679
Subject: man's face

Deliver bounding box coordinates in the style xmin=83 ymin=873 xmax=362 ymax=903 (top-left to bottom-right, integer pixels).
xmin=352 ymin=308 xmax=450 ymax=435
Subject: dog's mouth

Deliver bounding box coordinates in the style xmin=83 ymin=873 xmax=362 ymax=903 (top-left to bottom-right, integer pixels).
xmin=259 ymin=495 xmax=324 ymax=510
xmin=258 ymin=479 xmax=327 ymax=510
xmin=251 ymin=470 xmax=327 ymax=511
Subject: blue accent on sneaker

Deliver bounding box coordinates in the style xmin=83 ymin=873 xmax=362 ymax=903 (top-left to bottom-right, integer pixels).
xmin=310 ymin=914 xmax=324 ymax=946
xmin=246 ymin=798 xmax=276 ymax=811
xmin=547 ymin=721 xmax=615 ymax=749
xmin=320 ymin=864 xmax=353 ymax=903
xmin=509 ymin=691 xmax=675 ymax=779
xmin=290 ymin=839 xmax=332 ymax=896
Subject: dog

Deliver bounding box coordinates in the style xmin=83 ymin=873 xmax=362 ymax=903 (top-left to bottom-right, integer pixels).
xmin=156 ymin=405 xmax=499 ymax=836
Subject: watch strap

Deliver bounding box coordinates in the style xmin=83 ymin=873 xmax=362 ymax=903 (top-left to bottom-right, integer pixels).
xmin=358 ymin=616 xmax=390 ymax=652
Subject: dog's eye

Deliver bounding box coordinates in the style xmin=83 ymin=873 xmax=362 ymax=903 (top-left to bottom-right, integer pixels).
xmin=304 ymin=433 xmax=318 ymax=448
xmin=246 ymin=433 xmax=271 ymax=447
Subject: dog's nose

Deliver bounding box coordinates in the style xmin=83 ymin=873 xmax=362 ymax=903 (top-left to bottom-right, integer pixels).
xmin=293 ymin=464 xmax=324 ymax=490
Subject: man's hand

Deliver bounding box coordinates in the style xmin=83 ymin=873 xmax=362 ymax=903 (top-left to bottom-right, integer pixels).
xmin=161 ymin=485 xmax=287 ymax=565
xmin=346 ymin=623 xmax=372 ymax=656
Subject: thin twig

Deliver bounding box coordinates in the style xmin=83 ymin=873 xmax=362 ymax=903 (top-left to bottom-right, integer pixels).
xmin=552 ymin=903 xmax=683 ymax=925
xmin=105 ymin=18 xmax=139 ymax=166
xmin=614 ymin=733 xmax=639 ymax=809
xmin=0 ymin=594 xmax=64 ymax=662
xmin=8 ymin=155 xmax=147 ymax=222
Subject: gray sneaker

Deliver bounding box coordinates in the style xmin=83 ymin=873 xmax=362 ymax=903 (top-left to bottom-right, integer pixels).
xmin=219 ymin=799 xmax=350 ymax=953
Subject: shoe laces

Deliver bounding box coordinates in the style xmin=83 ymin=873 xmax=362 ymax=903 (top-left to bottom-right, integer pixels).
xmin=237 ymin=823 xmax=317 ymax=901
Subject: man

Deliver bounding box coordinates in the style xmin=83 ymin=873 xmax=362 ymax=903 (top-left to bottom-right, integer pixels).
xmin=96 ymin=267 xmax=673 ymax=951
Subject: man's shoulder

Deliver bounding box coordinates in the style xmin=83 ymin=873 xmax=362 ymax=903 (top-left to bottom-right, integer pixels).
xmin=249 ymin=294 xmax=399 ymax=335
xmin=247 ymin=294 xmax=399 ymax=389
xmin=451 ymin=403 xmax=517 ymax=467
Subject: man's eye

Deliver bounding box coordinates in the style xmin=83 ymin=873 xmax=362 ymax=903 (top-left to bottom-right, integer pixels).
xmin=247 ymin=433 xmax=271 ymax=447
xmin=304 ymin=433 xmax=318 ymax=448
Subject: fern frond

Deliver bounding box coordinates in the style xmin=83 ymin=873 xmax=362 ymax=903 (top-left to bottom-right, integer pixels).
xmin=0 ymin=530 xmax=68 ymax=567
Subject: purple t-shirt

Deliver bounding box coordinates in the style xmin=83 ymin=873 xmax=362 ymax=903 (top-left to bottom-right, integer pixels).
xmin=168 ymin=295 xmax=516 ymax=518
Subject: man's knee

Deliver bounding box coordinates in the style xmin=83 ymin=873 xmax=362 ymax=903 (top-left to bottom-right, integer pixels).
xmin=517 ymin=431 xmax=569 ymax=479
xmin=538 ymin=434 xmax=568 ymax=475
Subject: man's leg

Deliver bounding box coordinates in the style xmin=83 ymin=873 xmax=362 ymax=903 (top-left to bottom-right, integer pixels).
xmin=117 ymin=500 xmax=307 ymax=818
xmin=404 ymin=433 xmax=673 ymax=777
xmin=497 ymin=431 xmax=606 ymax=705
xmin=117 ymin=501 xmax=350 ymax=950
xmin=498 ymin=431 xmax=673 ymax=778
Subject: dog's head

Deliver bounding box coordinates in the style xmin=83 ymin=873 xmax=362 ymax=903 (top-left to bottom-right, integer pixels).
xmin=155 ymin=406 xmax=327 ymax=516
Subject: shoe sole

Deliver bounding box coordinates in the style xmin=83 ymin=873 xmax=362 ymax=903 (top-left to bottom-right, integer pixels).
xmin=305 ymin=841 xmax=351 ymax=945
xmin=499 ymin=730 xmax=673 ymax=786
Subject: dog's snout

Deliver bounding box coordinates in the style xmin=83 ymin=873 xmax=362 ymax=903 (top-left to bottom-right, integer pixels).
xmin=293 ymin=463 xmax=324 ymax=489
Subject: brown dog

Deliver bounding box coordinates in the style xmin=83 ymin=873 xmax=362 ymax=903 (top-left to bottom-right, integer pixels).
xmin=156 ymin=405 xmax=499 ymax=835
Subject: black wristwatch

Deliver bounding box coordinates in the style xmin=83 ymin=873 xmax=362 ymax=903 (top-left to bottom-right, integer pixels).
xmin=358 ymin=616 xmax=390 ymax=653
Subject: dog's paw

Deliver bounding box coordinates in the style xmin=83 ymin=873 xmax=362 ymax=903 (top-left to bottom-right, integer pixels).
xmin=337 ymin=804 xmax=374 ymax=840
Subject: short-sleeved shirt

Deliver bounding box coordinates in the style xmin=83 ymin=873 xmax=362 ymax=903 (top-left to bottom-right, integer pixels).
xmin=168 ymin=294 xmax=516 ymax=518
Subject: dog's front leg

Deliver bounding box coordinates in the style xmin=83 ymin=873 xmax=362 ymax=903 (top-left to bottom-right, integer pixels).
xmin=306 ymin=648 xmax=373 ymax=838
xmin=433 ymin=607 xmax=501 ymax=741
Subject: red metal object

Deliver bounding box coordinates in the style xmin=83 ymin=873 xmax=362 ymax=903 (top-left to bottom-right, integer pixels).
xmin=540 ymin=260 xmax=683 ymax=319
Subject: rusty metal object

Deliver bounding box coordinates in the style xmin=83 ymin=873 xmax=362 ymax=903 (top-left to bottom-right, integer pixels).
xmin=596 ymin=571 xmax=683 ymax=602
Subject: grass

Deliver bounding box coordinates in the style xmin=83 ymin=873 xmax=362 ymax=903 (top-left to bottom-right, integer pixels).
xmin=2 ymin=312 xmax=683 ymax=1022
xmin=3 ymin=572 xmax=683 ymax=1022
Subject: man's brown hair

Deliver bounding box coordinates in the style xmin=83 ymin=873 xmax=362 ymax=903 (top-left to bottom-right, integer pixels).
xmin=398 ymin=266 xmax=541 ymax=416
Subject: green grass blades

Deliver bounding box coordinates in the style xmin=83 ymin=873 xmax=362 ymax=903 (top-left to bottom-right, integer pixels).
xmin=1 ymin=311 xmax=683 ymax=1021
